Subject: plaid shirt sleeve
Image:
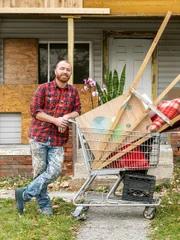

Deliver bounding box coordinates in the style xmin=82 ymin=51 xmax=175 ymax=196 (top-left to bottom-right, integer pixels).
xmin=30 ymin=85 xmax=45 ymax=118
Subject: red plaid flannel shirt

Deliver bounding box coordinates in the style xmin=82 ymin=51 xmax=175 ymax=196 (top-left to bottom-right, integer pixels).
xmin=28 ymin=80 xmax=81 ymax=146
xmin=149 ymin=98 xmax=180 ymax=132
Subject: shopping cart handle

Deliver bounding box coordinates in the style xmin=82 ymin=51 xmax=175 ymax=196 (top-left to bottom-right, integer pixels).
xmin=68 ymin=119 xmax=76 ymax=124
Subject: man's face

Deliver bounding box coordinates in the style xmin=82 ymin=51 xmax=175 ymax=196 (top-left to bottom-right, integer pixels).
xmin=55 ymin=61 xmax=72 ymax=83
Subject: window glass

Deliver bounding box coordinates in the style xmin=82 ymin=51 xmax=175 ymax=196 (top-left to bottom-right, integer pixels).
xmin=39 ymin=44 xmax=48 ymax=84
xmin=39 ymin=43 xmax=89 ymax=84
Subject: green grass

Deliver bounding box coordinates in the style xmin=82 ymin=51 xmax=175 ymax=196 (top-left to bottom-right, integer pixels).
xmin=0 ymin=157 xmax=180 ymax=239
xmin=0 ymin=197 xmax=80 ymax=240
xmin=150 ymin=156 xmax=180 ymax=240
xmin=150 ymin=191 xmax=180 ymax=240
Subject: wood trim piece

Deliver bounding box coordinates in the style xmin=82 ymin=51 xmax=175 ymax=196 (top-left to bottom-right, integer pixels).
xmin=0 ymin=7 xmax=110 ymax=15
xmin=130 ymin=11 xmax=172 ymax=90
xmin=68 ymin=17 xmax=74 ymax=84
xmin=152 ymin=50 xmax=157 ymax=101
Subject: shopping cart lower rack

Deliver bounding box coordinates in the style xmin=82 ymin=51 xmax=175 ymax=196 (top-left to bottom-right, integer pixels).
xmin=70 ymin=120 xmax=161 ymax=220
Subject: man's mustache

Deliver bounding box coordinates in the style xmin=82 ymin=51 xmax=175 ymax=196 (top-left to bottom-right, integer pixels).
xmin=61 ymin=74 xmax=69 ymax=77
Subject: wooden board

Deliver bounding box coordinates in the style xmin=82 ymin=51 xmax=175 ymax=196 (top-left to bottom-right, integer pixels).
xmin=0 ymin=7 xmax=110 ymax=14
xmin=76 ymin=92 xmax=152 ymax=168
xmin=95 ymin=74 xmax=180 ymax=169
xmin=4 ymin=39 xmax=38 ymax=84
xmin=0 ymin=0 xmax=82 ymax=8
xmin=76 ymin=93 xmax=151 ymax=132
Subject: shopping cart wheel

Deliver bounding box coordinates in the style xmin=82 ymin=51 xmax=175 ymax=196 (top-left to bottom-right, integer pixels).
xmin=71 ymin=206 xmax=87 ymax=221
xmin=75 ymin=214 xmax=87 ymax=221
xmin=143 ymin=206 xmax=156 ymax=220
xmin=83 ymin=206 xmax=89 ymax=211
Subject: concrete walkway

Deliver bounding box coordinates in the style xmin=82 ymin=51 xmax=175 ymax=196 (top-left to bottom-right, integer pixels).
xmin=0 ymin=189 xmax=152 ymax=240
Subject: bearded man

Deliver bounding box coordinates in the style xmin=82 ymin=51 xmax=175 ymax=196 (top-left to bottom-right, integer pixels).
xmin=15 ymin=60 xmax=81 ymax=215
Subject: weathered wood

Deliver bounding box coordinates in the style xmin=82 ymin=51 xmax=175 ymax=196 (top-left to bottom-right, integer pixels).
xmin=0 ymin=7 xmax=110 ymax=14
xmin=0 ymin=0 xmax=83 ymax=8
xmin=4 ymin=39 xmax=38 ymax=84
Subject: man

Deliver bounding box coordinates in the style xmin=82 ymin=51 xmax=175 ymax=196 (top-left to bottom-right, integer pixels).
xmin=15 ymin=60 xmax=81 ymax=215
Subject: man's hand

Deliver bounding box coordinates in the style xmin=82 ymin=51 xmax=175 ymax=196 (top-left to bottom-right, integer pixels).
xmin=53 ymin=115 xmax=70 ymax=133
xmin=58 ymin=126 xmax=67 ymax=133
xmin=53 ymin=116 xmax=69 ymax=128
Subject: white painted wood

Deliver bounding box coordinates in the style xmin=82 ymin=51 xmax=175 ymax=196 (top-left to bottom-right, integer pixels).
xmin=0 ymin=7 xmax=110 ymax=14
xmin=0 ymin=113 xmax=21 ymax=144
xmin=109 ymin=39 xmax=152 ymax=98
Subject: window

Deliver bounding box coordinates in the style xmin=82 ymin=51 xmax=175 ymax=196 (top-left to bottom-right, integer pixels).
xmin=0 ymin=113 xmax=21 ymax=144
xmin=39 ymin=42 xmax=92 ymax=84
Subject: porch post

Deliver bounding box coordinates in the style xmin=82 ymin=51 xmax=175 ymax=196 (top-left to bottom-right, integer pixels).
xmin=68 ymin=17 xmax=74 ymax=84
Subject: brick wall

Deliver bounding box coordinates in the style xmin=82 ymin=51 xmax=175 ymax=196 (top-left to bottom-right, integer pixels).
xmin=0 ymin=155 xmax=32 ymax=178
xmin=0 ymin=127 xmax=74 ymax=178
xmin=168 ymin=130 xmax=180 ymax=156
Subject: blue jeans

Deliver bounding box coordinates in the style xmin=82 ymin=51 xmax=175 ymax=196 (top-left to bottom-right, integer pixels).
xmin=23 ymin=138 xmax=64 ymax=210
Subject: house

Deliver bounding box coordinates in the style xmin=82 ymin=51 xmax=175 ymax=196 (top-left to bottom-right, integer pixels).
xmin=0 ymin=1 xmax=179 ymax=178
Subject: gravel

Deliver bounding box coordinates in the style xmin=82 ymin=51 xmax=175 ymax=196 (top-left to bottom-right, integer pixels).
xmin=76 ymin=206 xmax=151 ymax=240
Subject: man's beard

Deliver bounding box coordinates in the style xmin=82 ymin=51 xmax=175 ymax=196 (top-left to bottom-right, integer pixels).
xmin=56 ymin=73 xmax=70 ymax=83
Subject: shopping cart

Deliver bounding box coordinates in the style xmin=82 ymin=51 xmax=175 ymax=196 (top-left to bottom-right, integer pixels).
xmin=70 ymin=119 xmax=161 ymax=220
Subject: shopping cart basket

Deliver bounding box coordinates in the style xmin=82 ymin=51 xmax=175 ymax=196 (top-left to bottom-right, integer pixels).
xmin=70 ymin=120 xmax=161 ymax=220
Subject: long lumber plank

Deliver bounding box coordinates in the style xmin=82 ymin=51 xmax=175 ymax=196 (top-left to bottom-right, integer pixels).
xmin=95 ymin=74 xmax=180 ymax=169
xmin=91 ymin=11 xmax=172 ymax=168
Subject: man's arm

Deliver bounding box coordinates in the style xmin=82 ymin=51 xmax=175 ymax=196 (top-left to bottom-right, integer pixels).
xmin=36 ymin=111 xmax=69 ymax=128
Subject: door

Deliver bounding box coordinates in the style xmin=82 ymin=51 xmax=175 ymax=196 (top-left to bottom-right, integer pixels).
xmin=108 ymin=38 xmax=152 ymax=99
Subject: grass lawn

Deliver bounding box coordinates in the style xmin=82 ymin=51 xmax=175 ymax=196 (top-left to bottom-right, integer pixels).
xmin=0 ymin=157 xmax=179 ymax=239
xmin=150 ymin=156 xmax=180 ymax=240
xmin=0 ymin=197 xmax=80 ymax=240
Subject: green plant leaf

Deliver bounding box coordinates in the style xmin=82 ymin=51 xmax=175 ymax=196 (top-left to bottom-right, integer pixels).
xmin=106 ymin=69 xmax=113 ymax=101
xmin=112 ymin=70 xmax=119 ymax=98
xmin=117 ymin=64 xmax=126 ymax=96
xmin=95 ymin=82 xmax=107 ymax=103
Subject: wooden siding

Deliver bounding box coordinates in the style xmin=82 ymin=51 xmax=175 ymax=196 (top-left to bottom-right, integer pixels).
xmin=84 ymin=0 xmax=180 ymax=16
xmin=0 ymin=0 xmax=82 ymax=8
xmin=1 ymin=18 xmax=180 ymax=96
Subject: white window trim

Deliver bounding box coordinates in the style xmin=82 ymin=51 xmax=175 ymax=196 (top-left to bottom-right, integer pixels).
xmin=39 ymin=41 xmax=94 ymax=82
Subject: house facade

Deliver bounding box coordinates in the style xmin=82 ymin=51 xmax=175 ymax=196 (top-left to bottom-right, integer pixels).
xmin=0 ymin=0 xmax=180 ymax=177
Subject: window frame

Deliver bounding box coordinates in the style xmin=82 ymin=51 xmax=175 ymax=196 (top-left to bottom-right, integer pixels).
xmin=38 ymin=40 xmax=93 ymax=83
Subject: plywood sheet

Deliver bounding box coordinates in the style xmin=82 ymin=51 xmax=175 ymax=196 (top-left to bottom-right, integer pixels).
xmin=76 ymin=93 xmax=151 ymax=132
xmin=76 ymin=93 xmax=152 ymax=168
xmin=4 ymin=39 xmax=38 ymax=84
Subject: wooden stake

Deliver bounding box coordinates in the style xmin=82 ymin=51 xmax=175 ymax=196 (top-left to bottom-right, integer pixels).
xmin=130 ymin=11 xmax=172 ymax=90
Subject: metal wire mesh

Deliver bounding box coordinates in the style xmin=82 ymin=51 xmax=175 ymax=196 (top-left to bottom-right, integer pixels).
xmin=79 ymin=128 xmax=160 ymax=170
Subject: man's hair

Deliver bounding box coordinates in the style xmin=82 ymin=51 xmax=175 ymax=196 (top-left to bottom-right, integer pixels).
xmin=56 ymin=60 xmax=71 ymax=68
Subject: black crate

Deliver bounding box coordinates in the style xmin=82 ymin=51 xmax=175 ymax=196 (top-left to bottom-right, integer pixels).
xmin=122 ymin=174 xmax=156 ymax=203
